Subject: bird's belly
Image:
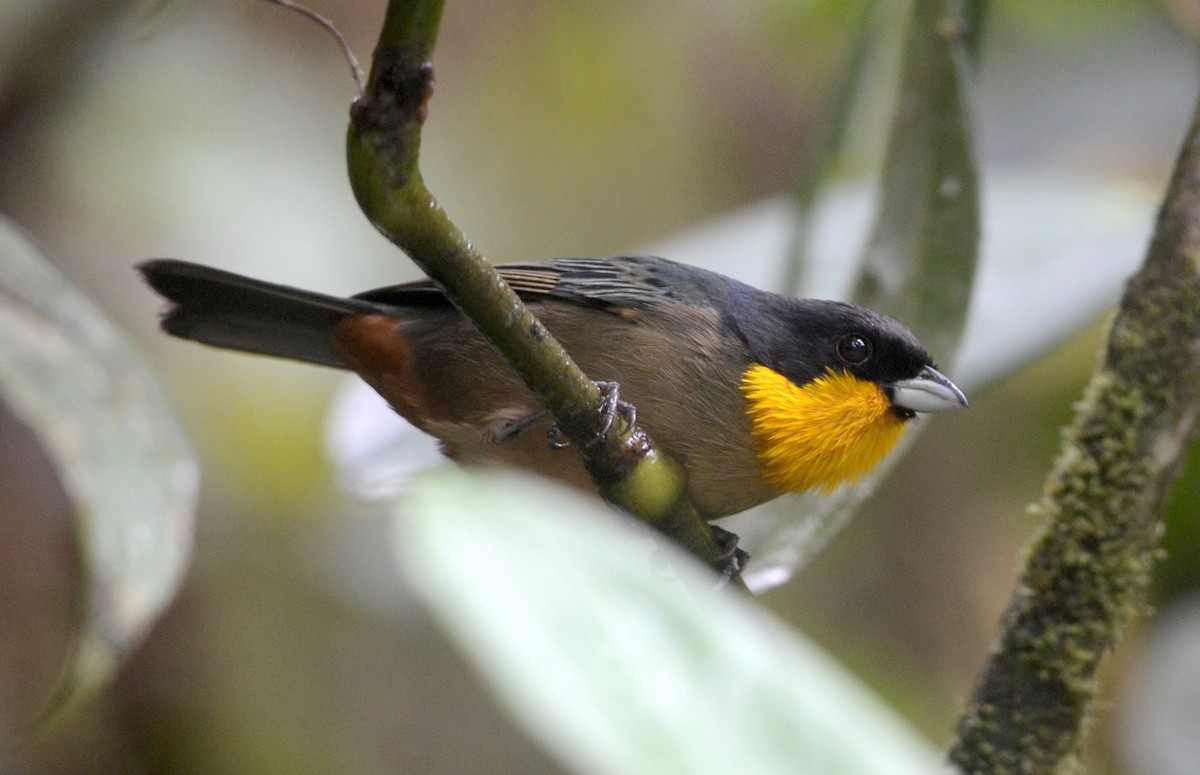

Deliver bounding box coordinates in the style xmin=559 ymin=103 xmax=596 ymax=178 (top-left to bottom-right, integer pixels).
xmin=433 ymin=419 xmax=776 ymax=519
xmin=372 ymin=303 xmax=775 ymax=518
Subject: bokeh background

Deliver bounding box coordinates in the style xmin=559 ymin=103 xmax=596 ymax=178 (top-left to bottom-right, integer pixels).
xmin=2 ymin=0 xmax=1200 ymax=772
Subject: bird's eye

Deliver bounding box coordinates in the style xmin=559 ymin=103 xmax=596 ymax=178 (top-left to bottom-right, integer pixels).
xmin=837 ymin=333 xmax=872 ymax=365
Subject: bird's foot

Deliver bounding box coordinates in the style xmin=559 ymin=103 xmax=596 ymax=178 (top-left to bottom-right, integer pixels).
xmin=547 ymin=380 xmax=637 ymax=450
xmin=710 ymin=525 xmax=749 ymax=590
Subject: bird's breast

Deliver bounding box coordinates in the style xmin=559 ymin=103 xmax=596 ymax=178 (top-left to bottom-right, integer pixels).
xmin=740 ymin=365 xmax=907 ymax=494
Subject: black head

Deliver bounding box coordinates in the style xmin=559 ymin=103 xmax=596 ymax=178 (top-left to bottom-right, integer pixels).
xmin=726 ymin=285 xmax=939 ymax=419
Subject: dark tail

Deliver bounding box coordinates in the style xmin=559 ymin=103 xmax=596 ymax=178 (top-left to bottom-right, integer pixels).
xmin=139 ymin=259 xmax=386 ymax=368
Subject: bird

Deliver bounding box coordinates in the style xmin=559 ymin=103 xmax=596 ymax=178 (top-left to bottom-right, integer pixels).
xmin=139 ymin=254 xmax=967 ymax=519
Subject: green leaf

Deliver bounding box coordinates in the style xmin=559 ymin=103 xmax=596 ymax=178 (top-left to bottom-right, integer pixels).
xmin=0 ymin=216 xmax=196 ymax=730
xmin=852 ymin=0 xmax=980 ymax=365
xmin=396 ymin=467 xmax=938 ymax=775
xmin=743 ymin=0 xmax=983 ymax=589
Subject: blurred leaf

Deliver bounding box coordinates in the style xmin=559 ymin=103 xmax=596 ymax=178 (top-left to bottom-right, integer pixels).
xmin=784 ymin=0 xmax=876 ymax=295
xmin=1156 ymin=438 xmax=1200 ymax=601
xmin=0 ymin=216 xmax=196 ymax=726
xmin=708 ymin=0 xmax=984 ymax=588
xmin=852 ymin=0 xmax=979 ymax=362
xmin=960 ymin=0 xmax=990 ymax=62
xmin=767 ymin=0 xmax=984 ymax=591
xmin=1116 ymin=592 xmax=1200 ymax=773
xmin=326 ymin=374 xmax=443 ymax=500
xmin=396 ymin=467 xmax=939 ymax=775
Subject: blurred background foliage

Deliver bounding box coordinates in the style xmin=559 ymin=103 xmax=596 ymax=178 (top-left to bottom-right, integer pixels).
xmin=1 ymin=0 xmax=1199 ymax=772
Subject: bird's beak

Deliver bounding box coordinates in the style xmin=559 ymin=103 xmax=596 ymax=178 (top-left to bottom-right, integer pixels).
xmin=891 ymin=365 xmax=969 ymax=414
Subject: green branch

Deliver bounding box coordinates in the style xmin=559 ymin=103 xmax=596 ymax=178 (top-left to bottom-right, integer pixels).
xmin=947 ymin=96 xmax=1200 ymax=773
xmin=345 ymin=1 xmax=734 ymax=578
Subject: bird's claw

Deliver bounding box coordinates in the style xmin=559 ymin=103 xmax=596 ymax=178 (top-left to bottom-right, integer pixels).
xmin=710 ymin=525 xmax=749 ymax=590
xmin=547 ymin=380 xmax=636 ymax=450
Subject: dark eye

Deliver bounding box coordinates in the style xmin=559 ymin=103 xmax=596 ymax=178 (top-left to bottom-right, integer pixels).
xmin=837 ymin=333 xmax=872 ymax=365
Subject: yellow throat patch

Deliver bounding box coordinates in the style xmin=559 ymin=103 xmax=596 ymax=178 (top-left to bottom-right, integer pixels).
xmin=740 ymin=364 xmax=907 ymax=494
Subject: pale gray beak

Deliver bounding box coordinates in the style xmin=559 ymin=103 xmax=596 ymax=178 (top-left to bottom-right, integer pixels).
xmin=891 ymin=365 xmax=969 ymax=413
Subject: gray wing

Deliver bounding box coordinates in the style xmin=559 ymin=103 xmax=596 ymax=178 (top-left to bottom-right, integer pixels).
xmin=353 ymin=255 xmax=730 ymax=311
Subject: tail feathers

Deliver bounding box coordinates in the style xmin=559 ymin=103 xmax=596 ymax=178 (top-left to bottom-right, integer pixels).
xmin=139 ymin=259 xmax=386 ymax=368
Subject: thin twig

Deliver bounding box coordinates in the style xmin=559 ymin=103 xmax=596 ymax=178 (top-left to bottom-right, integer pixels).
xmin=264 ymin=0 xmax=365 ymax=96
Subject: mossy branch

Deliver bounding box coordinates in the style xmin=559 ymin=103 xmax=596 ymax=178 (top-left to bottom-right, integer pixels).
xmin=344 ymin=0 xmax=735 ymax=579
xmin=947 ymin=96 xmax=1200 ymax=773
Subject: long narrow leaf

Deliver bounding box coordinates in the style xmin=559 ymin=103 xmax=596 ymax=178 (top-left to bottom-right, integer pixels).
xmin=750 ymin=0 xmax=979 ymax=589
xmin=853 ymin=0 xmax=980 ymax=362
xmin=0 ymin=217 xmax=196 ymax=728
